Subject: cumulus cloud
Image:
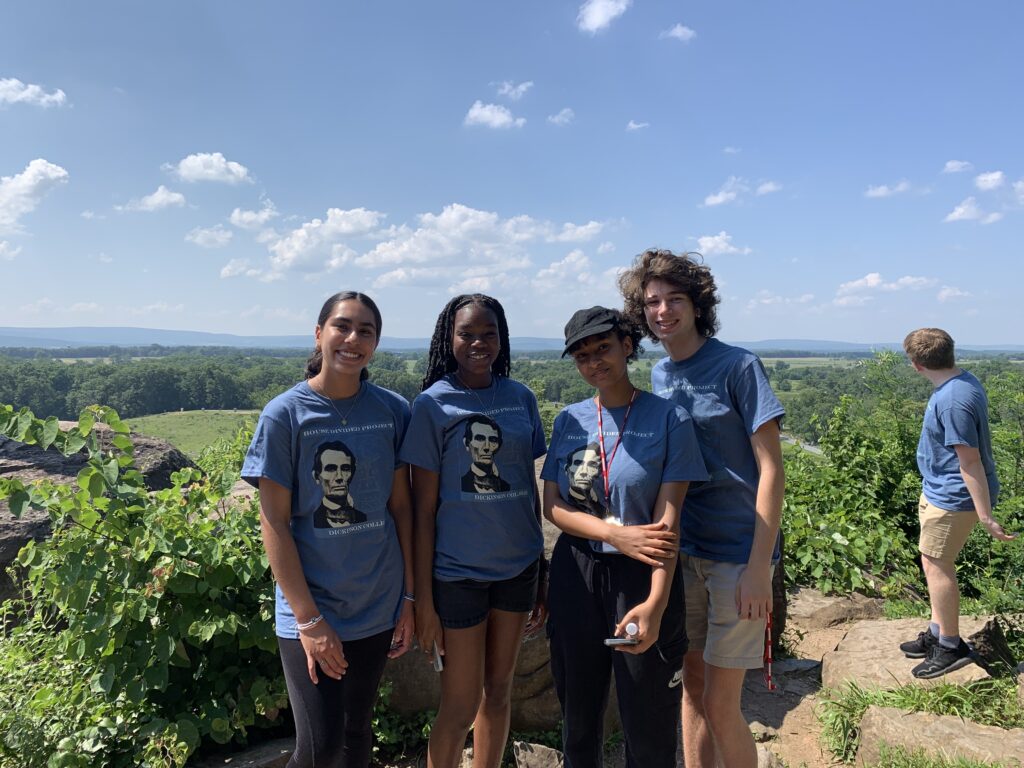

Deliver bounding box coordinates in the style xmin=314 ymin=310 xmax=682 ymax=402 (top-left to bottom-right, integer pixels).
xmin=220 ymin=258 xmax=263 ymax=279
xmin=659 ymin=24 xmax=696 ymax=42
xmin=942 ymin=160 xmax=972 ymax=174
xmin=943 ymin=197 xmax=1001 ymax=224
xmin=703 ymin=176 xmax=748 ymax=207
xmin=0 ymin=158 xmax=69 ymax=234
xmin=577 ymin=0 xmax=631 ymax=33
xmin=756 ymin=181 xmax=782 ymax=196
xmin=937 ymin=286 xmax=972 ymax=302
xmin=834 ymin=272 xmax=937 ymax=304
xmin=116 ymin=185 xmax=186 ymax=212
xmin=230 ymin=200 xmax=278 ymax=229
xmin=547 ymin=107 xmax=575 ymax=126
xmin=268 ymin=207 xmax=386 ymax=273
xmin=497 ymin=80 xmax=533 ymax=100
xmin=0 ymin=77 xmax=66 ymax=107
xmin=864 ymin=180 xmax=910 ymax=198
xmin=597 ymin=241 xmax=615 ymax=254
xmin=1014 ymin=180 xmax=1024 ymax=205
xmin=974 ymin=171 xmax=1004 ymax=191
xmin=0 ymin=241 xmax=21 ymax=260
xmin=626 ymin=120 xmax=649 ymax=131
xmin=532 ymin=249 xmax=595 ymax=292
xmin=185 ymin=224 xmax=233 ymax=248
xmin=696 ymin=231 xmax=751 ymax=256
xmin=166 ymin=152 xmax=252 ymax=184
xmin=551 ymin=221 xmax=604 ymax=242
xmin=464 ymin=100 xmax=525 ymax=129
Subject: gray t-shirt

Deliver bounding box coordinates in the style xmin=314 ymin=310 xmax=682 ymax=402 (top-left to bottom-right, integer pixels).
xmin=652 ymin=338 xmax=785 ymax=563
xmin=242 ymin=380 xmax=410 ymax=640
xmin=400 ymin=375 xmax=546 ymax=581
xmin=541 ymin=391 xmax=708 ymax=554
xmin=917 ymin=370 xmax=999 ymax=511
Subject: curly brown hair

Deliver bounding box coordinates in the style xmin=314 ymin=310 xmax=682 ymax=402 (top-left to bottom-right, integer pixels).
xmin=618 ymin=249 xmax=720 ymax=341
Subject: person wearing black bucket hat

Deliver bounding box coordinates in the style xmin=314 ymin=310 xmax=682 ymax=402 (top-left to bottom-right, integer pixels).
xmin=541 ymin=306 xmax=708 ymax=768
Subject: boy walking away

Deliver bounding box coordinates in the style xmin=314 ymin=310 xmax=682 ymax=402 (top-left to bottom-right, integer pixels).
xmin=619 ymin=250 xmax=785 ymax=768
xmin=901 ymin=328 xmax=1016 ymax=678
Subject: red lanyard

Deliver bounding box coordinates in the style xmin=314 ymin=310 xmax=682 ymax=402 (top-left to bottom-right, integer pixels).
xmin=595 ymin=389 xmax=637 ymax=503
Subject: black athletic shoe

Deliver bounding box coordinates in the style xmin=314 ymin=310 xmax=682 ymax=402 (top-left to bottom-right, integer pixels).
xmin=911 ymin=639 xmax=973 ymax=679
xmin=899 ymin=628 xmax=937 ymax=658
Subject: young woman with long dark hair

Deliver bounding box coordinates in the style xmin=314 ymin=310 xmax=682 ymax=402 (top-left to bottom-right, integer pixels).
xmin=242 ymin=291 xmax=415 ymax=768
xmin=400 ymin=294 xmax=547 ymax=768
xmin=542 ymin=306 xmax=707 ymax=768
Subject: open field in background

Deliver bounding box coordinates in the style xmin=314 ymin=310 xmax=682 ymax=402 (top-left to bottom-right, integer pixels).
xmin=129 ymin=410 xmax=258 ymax=458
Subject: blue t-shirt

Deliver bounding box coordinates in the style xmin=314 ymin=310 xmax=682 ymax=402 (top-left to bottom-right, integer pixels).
xmin=917 ymin=370 xmax=1000 ymax=512
xmin=651 ymin=338 xmax=785 ymax=563
xmin=399 ymin=375 xmax=546 ymax=581
xmin=241 ymin=380 xmax=410 ymax=641
xmin=541 ymin=391 xmax=708 ymax=554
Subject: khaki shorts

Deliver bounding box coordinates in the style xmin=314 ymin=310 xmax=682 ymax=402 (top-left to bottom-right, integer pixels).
xmin=918 ymin=495 xmax=977 ymax=563
xmin=680 ymin=554 xmax=772 ymax=670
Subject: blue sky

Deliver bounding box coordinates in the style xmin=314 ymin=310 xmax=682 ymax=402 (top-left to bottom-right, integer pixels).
xmin=2 ymin=1 xmax=1022 ymax=344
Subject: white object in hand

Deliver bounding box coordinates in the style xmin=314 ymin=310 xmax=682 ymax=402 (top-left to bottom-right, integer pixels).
xmin=625 ymin=622 xmax=639 ymax=638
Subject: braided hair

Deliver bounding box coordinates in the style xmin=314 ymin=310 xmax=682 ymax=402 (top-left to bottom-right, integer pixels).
xmin=421 ymin=294 xmax=512 ymax=391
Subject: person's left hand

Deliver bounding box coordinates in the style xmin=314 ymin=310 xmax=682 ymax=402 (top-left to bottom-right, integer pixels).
xmin=613 ymin=601 xmax=660 ymax=654
xmin=524 ymin=581 xmax=548 ymax=638
xmin=736 ymin=564 xmax=772 ymax=621
xmin=388 ymin=599 xmax=415 ymax=659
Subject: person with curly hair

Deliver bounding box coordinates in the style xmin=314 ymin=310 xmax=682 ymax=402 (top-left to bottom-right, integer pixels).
xmin=619 ymin=251 xmax=785 ymax=768
xmin=400 ymin=294 xmax=547 ymax=768
xmin=542 ymin=306 xmax=707 ymax=767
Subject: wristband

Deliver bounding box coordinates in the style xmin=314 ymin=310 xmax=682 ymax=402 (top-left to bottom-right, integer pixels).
xmin=296 ymin=614 xmax=324 ymax=631
xmin=402 ymin=592 xmax=416 ymax=602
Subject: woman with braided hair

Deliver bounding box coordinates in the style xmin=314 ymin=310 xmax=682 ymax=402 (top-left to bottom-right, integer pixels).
xmin=400 ymin=294 xmax=547 ymax=768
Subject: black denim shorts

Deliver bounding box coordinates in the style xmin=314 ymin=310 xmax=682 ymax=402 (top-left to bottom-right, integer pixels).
xmin=433 ymin=559 xmax=540 ymax=629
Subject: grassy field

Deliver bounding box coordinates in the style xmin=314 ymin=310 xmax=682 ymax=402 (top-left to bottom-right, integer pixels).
xmin=129 ymin=410 xmax=258 ymax=457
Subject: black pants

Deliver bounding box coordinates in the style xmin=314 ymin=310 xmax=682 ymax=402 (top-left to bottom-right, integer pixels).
xmin=278 ymin=629 xmax=392 ymax=768
xmin=547 ymin=534 xmax=686 ymax=768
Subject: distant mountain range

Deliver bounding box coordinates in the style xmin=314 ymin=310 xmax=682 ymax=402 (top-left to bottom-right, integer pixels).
xmin=0 ymin=327 xmax=1021 ymax=354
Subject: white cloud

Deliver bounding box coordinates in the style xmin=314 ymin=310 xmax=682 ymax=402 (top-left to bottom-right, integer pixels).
xmin=937 ymin=286 xmax=972 ymax=302
xmin=497 ymin=80 xmax=533 ymax=101
xmin=97 ymin=252 xmax=113 ymax=263
xmin=1015 ymin=180 xmax=1024 ymax=205
xmin=116 ymin=185 xmax=186 ymax=212
xmin=220 ymin=258 xmax=262 ymax=279
xmin=942 ymin=160 xmax=972 ymax=174
xmin=547 ymin=107 xmax=575 ymax=126
xmin=464 ymin=101 xmax=525 ymax=129
xmin=696 ymin=231 xmax=751 ymax=256
xmin=0 ymin=77 xmax=66 ymax=107
xmin=0 ymin=241 xmax=21 ymax=260
xmin=68 ymin=302 xmax=102 ymax=314
xmin=185 ymin=224 xmax=233 ymax=248
xmin=626 ymin=119 xmax=649 ymax=131
xmin=166 ymin=152 xmax=252 ymax=184
xmin=756 ymin=181 xmax=782 ymax=196
xmin=723 ymin=146 xmax=741 ymax=154
xmin=659 ymin=24 xmax=696 ymax=42
xmin=597 ymin=241 xmax=615 ymax=254
xmin=864 ymin=180 xmax=910 ymax=198
xmin=746 ymin=290 xmax=814 ymax=310
xmin=577 ymin=0 xmax=631 ymax=33
xmin=943 ymin=196 xmax=1001 ymax=224
xmin=80 ymin=210 xmax=97 ymax=220
xmin=974 ymin=171 xmax=1004 ymax=191
xmin=550 ymin=221 xmax=604 ymax=242
xmin=230 ymin=200 xmax=278 ymax=229
xmin=532 ymin=249 xmax=594 ymax=292
xmin=703 ymin=176 xmax=748 ymax=207
xmin=835 ymin=272 xmax=937 ymax=303
xmin=0 ymin=158 xmax=69 ymax=234
xmin=268 ymin=207 xmax=386 ymax=273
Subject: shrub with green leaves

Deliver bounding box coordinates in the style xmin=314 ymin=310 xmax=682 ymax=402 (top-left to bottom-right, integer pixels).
xmin=0 ymin=403 xmax=287 ymax=767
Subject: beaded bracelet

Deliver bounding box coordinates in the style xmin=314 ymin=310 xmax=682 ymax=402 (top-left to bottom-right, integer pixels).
xmin=296 ymin=614 xmax=324 ymax=631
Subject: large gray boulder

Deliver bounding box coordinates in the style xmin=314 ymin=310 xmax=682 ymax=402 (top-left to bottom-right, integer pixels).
xmin=856 ymin=705 xmax=1024 ymax=766
xmin=0 ymin=427 xmax=195 ymax=602
xmin=786 ymin=587 xmax=883 ymax=629
xmin=821 ymin=617 xmax=990 ymax=690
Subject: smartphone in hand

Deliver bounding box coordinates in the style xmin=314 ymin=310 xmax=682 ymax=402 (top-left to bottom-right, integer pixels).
xmin=432 ymin=641 xmax=444 ymax=672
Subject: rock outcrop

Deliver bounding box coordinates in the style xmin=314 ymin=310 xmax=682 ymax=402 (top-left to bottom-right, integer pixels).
xmin=856 ymin=705 xmax=1024 ymax=766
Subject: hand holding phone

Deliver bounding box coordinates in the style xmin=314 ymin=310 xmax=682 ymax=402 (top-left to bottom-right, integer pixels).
xmin=604 ymin=636 xmax=639 ymax=647
xmin=432 ymin=641 xmax=444 ymax=672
